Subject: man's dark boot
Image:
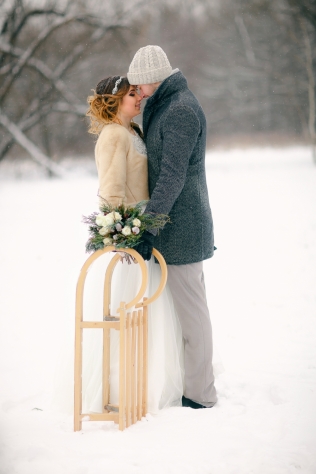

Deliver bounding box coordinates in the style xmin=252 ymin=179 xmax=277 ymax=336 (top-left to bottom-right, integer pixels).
xmin=182 ymin=395 xmax=213 ymax=409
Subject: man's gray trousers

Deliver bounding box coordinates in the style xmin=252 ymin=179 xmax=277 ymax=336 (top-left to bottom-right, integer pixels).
xmin=167 ymin=261 xmax=217 ymax=407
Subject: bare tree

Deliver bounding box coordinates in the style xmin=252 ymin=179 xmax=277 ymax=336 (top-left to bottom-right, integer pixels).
xmin=0 ymin=0 xmax=145 ymax=175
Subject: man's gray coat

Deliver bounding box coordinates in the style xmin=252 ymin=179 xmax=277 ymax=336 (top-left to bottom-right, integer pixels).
xmin=144 ymin=70 xmax=214 ymax=265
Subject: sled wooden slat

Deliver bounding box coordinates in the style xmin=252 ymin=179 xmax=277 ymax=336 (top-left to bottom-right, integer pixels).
xmin=137 ymin=310 xmax=143 ymax=421
xmin=126 ymin=313 xmax=132 ymax=428
xmin=142 ymin=302 xmax=148 ymax=417
xmin=119 ymin=302 xmax=126 ymax=431
xmin=74 ymin=247 xmax=167 ymax=431
xmin=80 ymin=413 xmax=119 ymax=422
xmin=102 ymin=327 xmax=110 ymax=412
xmin=81 ymin=321 xmax=119 ymax=329
xmin=74 ymin=319 xmax=82 ymax=432
xmin=131 ymin=310 xmax=137 ymax=425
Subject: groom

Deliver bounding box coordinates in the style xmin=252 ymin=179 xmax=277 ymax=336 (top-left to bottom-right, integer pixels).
xmin=128 ymin=45 xmax=217 ymax=409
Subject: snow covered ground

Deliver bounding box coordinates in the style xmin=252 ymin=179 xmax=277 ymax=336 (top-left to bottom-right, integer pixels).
xmin=0 ymin=147 xmax=315 ymax=474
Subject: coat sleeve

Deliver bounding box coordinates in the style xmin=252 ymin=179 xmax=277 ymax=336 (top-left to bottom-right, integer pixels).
xmin=145 ymin=105 xmax=200 ymax=218
xmin=96 ymin=126 xmax=129 ymax=208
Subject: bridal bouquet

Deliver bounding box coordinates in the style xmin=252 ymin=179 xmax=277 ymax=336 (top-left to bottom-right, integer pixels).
xmin=83 ymin=201 xmax=170 ymax=253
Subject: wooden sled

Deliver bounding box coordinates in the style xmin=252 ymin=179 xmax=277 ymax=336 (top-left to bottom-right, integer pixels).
xmin=74 ymin=246 xmax=167 ymax=431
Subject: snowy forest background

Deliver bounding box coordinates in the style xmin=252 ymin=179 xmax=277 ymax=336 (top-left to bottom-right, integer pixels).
xmin=0 ymin=0 xmax=316 ymax=175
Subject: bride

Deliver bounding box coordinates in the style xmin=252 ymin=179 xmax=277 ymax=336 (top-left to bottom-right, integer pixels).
xmin=80 ymin=75 xmax=184 ymax=415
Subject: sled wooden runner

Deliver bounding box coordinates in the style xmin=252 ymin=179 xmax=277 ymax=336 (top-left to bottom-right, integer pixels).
xmin=74 ymin=246 xmax=167 ymax=431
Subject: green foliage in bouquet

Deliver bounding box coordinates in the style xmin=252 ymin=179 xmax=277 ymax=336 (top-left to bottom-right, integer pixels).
xmin=83 ymin=201 xmax=170 ymax=253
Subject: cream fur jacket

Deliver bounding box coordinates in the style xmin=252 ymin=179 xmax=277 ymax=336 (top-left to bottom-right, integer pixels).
xmin=95 ymin=123 xmax=149 ymax=208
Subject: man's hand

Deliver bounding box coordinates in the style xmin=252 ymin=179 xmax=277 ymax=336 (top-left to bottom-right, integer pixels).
xmin=134 ymin=231 xmax=155 ymax=261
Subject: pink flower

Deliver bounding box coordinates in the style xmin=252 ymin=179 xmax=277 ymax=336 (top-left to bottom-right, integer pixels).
xmin=115 ymin=223 xmax=122 ymax=231
xmin=132 ymin=227 xmax=140 ymax=235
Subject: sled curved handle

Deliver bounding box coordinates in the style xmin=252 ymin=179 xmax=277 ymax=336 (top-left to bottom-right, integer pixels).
xmin=113 ymin=247 xmax=149 ymax=310
xmin=75 ymin=246 xmax=148 ymax=321
xmin=135 ymin=248 xmax=168 ymax=308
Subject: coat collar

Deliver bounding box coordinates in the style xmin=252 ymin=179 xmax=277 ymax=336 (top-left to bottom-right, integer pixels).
xmin=143 ymin=70 xmax=188 ymax=137
xmin=145 ymin=70 xmax=187 ymax=109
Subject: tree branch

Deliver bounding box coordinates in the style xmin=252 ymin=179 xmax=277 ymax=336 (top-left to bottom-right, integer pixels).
xmin=53 ymin=23 xmax=125 ymax=79
xmin=0 ymin=101 xmax=86 ymax=162
xmin=0 ymin=110 xmax=67 ymax=177
xmin=10 ymin=8 xmax=68 ymax=43
xmin=52 ymin=102 xmax=86 ymax=115
xmin=235 ymin=15 xmax=256 ymax=67
xmin=0 ymin=13 xmax=81 ymax=102
xmin=0 ymin=39 xmax=79 ymax=103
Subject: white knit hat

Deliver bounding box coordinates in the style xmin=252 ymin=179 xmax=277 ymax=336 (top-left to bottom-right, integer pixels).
xmin=127 ymin=45 xmax=172 ymax=85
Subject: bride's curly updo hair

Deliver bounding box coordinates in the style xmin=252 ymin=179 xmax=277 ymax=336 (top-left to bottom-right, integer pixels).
xmin=86 ymin=75 xmax=143 ymax=137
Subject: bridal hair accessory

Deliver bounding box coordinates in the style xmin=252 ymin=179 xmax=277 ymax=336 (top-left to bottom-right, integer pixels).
xmin=83 ymin=200 xmax=170 ymax=253
xmin=112 ymin=76 xmax=123 ymax=95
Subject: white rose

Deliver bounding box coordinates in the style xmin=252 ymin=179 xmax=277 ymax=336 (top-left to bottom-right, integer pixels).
xmin=103 ymin=213 xmax=115 ymax=226
xmin=122 ymin=226 xmax=131 ymax=236
xmin=95 ymin=214 xmax=107 ymax=227
xmin=113 ymin=212 xmax=122 ymax=222
xmin=99 ymin=226 xmax=108 ymax=236
xmin=103 ymin=237 xmax=112 ymax=246
xmin=132 ymin=218 xmax=141 ymax=227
